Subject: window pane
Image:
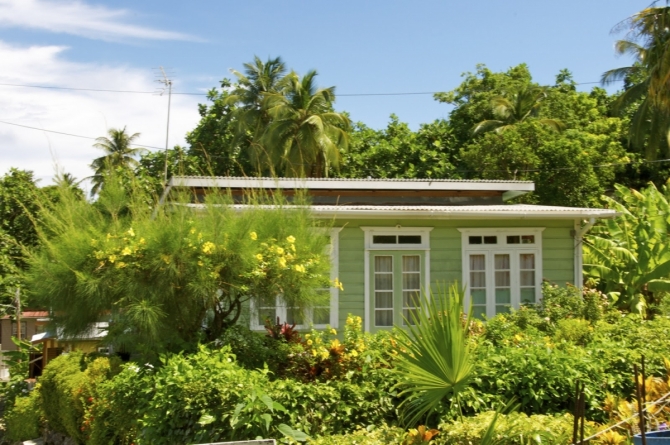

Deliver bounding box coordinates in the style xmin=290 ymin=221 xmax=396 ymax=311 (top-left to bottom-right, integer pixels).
xmin=470 ymin=254 xmax=485 ymax=270
xmin=374 ymin=256 xmax=393 ymax=272
xmin=469 ymin=236 xmax=482 ymax=244
xmin=375 ymin=274 xmax=393 ymax=290
xmin=373 ymin=235 xmax=396 ymax=244
xmin=495 ymin=288 xmax=511 ymax=304
xmin=403 ymin=308 xmax=419 ymax=325
xmin=520 ymin=271 xmax=535 ymax=286
xmin=470 ymin=271 xmax=486 ymax=288
xmin=520 ymin=288 xmax=536 ymax=304
xmin=472 ymin=306 xmax=487 ymax=319
xmin=402 ymin=255 xmax=420 ymax=272
xmin=313 ymin=307 xmax=330 ymax=325
xmin=494 ymin=254 xmax=510 ymax=270
xmin=520 ymin=253 xmax=535 ymax=269
xmin=495 ymin=271 xmax=510 ymax=287
xmin=375 ymin=292 xmax=393 ymax=309
xmin=403 ymin=273 xmax=421 ymax=290
xmin=522 ymin=235 xmax=535 ymax=244
xmin=507 ymin=235 xmax=520 ymax=244
xmin=403 ymin=290 xmax=420 ymax=307
xmin=375 ymin=310 xmax=393 ymax=326
xmin=258 ymin=308 xmax=276 ymax=326
xmin=496 ymin=305 xmax=511 ymax=314
xmin=398 ymin=235 xmax=422 ymax=244
xmin=286 ymin=308 xmax=304 ymax=326
xmin=484 ymin=236 xmax=497 ymax=244
xmin=471 ymin=289 xmax=486 ymax=305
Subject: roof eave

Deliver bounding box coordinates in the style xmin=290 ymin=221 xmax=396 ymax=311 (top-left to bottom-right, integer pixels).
xmin=309 ymin=209 xmax=619 ymax=220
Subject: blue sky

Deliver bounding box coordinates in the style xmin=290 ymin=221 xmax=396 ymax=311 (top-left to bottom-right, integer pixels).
xmin=0 ymin=0 xmax=651 ymax=187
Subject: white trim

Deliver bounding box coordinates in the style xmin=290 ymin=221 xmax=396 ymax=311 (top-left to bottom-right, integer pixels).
xmin=361 ymin=227 xmax=433 ymax=332
xmin=573 ymin=218 xmax=596 ymax=287
xmin=169 ymin=176 xmax=534 ymax=192
xmin=459 ymin=228 xmax=544 ymax=318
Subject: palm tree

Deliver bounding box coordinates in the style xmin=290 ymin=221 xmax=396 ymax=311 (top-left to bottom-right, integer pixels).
xmin=602 ymin=6 xmax=670 ymax=160
xmin=225 ymin=56 xmax=287 ymax=174
xmin=262 ymin=70 xmax=351 ymax=178
xmin=89 ymin=127 xmax=144 ymax=196
xmin=472 ymin=86 xmax=565 ymax=136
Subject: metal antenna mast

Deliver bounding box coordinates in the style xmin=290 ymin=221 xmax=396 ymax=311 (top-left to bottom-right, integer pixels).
xmin=156 ymin=67 xmax=173 ymax=186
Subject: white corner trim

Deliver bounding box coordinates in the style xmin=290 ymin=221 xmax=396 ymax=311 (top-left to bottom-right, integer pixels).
xmin=329 ymin=227 xmax=343 ymax=328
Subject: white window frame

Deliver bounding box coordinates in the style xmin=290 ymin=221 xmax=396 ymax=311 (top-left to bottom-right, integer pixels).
xmin=459 ymin=228 xmax=544 ymax=318
xmin=361 ymin=227 xmax=433 ymax=332
xmin=250 ymin=227 xmax=342 ymax=330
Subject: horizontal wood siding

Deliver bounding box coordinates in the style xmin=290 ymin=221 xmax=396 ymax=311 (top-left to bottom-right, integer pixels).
xmin=333 ymin=218 xmax=576 ymax=328
xmin=337 ymin=228 xmax=365 ymax=327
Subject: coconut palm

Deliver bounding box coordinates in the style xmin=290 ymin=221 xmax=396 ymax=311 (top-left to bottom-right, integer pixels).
xmin=89 ymin=127 xmax=144 ymax=196
xmin=262 ymin=70 xmax=351 ymax=178
xmin=602 ymin=6 xmax=670 ymax=160
xmin=225 ymin=56 xmax=287 ymax=174
xmin=472 ymin=86 xmax=565 ymax=136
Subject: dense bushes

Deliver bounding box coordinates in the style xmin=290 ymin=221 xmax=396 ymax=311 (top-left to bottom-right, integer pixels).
xmin=4 ymin=386 xmax=42 ymax=442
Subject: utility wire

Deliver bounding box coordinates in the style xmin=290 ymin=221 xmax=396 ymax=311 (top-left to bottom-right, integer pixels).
xmin=0 ymin=79 xmax=618 ymax=97
xmin=1 ymin=118 xmax=668 ymax=175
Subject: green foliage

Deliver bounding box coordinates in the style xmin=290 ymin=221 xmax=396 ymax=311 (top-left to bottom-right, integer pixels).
xmin=307 ymin=424 xmax=406 ymax=445
xmin=438 ymin=411 xmax=586 ymax=445
xmin=134 ymin=146 xmax=204 ymax=196
xmin=39 ymin=352 xmax=119 ymax=444
xmin=553 ymin=318 xmax=593 ymax=346
xmin=393 ymin=284 xmax=474 ymax=426
xmin=584 ymin=182 xmax=670 ymax=313
xmin=338 ymin=117 xmax=460 ymax=180
xmin=25 ymin=177 xmax=332 ymax=357
xmin=4 ymin=386 xmax=42 ymax=442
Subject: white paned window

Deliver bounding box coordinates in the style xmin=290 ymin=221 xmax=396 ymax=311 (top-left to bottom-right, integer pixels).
xmin=362 ymin=227 xmax=433 ymax=332
xmin=459 ymin=228 xmax=544 ymax=319
xmin=250 ymin=228 xmax=341 ymax=330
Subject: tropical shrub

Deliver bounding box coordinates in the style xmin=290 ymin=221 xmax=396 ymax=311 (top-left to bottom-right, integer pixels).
xmin=584 ymin=182 xmax=670 ymax=314
xmin=4 ymin=386 xmax=42 ymax=442
xmin=307 ymin=424 xmax=406 ymax=445
xmin=553 ymin=318 xmax=593 ymax=345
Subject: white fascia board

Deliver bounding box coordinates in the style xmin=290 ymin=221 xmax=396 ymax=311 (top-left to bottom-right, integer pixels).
xmin=168 ymin=176 xmax=535 ymax=193
xmin=309 ymin=208 xmax=618 ymax=220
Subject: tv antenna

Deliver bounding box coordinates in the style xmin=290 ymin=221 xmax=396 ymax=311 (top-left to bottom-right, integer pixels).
xmin=155 ymin=66 xmax=173 ymax=186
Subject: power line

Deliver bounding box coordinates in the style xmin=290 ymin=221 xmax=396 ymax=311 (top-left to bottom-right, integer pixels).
xmin=1 ymin=118 xmax=668 ymax=176
xmin=0 ymin=79 xmax=620 ymax=98
xmin=0 ymin=119 xmax=164 ymax=150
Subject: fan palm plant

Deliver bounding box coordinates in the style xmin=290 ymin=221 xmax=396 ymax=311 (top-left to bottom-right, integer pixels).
xmin=602 ymin=5 xmax=670 ymax=160
xmin=393 ymin=283 xmax=474 ymax=426
xmin=89 ymin=127 xmax=144 ymax=196
xmin=472 ymin=86 xmax=565 ymax=136
xmin=263 ymin=70 xmax=351 ymax=178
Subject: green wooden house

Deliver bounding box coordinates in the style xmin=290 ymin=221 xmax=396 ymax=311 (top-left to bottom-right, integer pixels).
xmin=165 ymin=176 xmax=616 ymax=333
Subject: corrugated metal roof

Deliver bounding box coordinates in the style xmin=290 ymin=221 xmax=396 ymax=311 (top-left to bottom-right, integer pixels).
xmin=172 ymin=175 xmax=533 ymax=184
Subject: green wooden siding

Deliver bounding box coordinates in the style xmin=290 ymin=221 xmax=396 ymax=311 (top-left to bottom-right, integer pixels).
xmin=333 ymin=218 xmax=576 ymax=329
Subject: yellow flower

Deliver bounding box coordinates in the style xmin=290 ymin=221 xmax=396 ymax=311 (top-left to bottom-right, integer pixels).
xmin=330 ymin=328 xmax=337 ymax=335
xmin=350 ymin=349 xmax=358 ymax=357
xmin=121 ymin=247 xmax=132 ymax=256
xmin=108 ymin=254 xmax=117 ymax=263
xmin=198 ymin=261 xmax=204 ymax=266
xmin=90 ymin=239 xmax=98 ymax=247
xmin=307 ymin=339 xmax=313 ymax=346
xmin=249 ymin=232 xmax=257 ymax=240
xmin=127 ymin=228 xmax=135 ymax=237
xmin=333 ymin=278 xmax=344 ymax=291
xmin=286 ymin=235 xmax=296 ymax=243
xmin=139 ymin=238 xmax=146 ymax=244
xmin=255 ymin=254 xmax=263 ymax=261
xmin=311 ymin=349 xmax=318 ymax=357
xmin=202 ymin=241 xmax=216 ymax=254
xmin=278 ymin=257 xmax=287 ymax=268
xmin=294 ymin=264 xmax=306 ymax=273
xmin=161 ymin=254 xmax=171 ymax=265
xmin=190 ymin=227 xmax=196 ymax=234
xmin=276 ymin=247 xmax=284 ymax=255
xmin=116 ymin=262 xmax=127 ymax=269
xmin=290 ymin=244 xmax=296 ymax=252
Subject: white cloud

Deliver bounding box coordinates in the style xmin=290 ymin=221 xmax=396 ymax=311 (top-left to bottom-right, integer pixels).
xmin=0 ymin=0 xmax=199 ymax=42
xmin=0 ymin=41 xmax=203 ymax=192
